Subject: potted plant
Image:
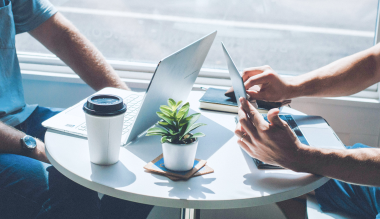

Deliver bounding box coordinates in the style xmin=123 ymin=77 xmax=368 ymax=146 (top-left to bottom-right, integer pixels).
xmin=146 ymin=98 xmax=206 ymax=171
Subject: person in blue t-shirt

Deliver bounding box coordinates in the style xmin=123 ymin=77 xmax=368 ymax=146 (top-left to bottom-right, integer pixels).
xmin=233 ymin=48 xmax=380 ymax=216
xmin=0 ymin=0 xmax=153 ymax=218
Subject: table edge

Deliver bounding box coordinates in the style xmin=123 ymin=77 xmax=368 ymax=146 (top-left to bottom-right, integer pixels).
xmin=46 ymin=145 xmax=329 ymax=209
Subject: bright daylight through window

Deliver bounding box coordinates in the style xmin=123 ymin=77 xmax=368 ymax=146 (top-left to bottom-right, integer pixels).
xmin=16 ymin=0 xmax=379 ymax=94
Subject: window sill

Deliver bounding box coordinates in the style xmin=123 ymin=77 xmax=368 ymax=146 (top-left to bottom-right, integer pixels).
xmin=21 ymin=70 xmax=380 ymax=109
xmin=292 ymin=96 xmax=380 ymax=109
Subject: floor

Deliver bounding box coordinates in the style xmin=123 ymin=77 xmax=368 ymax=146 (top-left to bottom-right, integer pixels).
xmin=147 ymin=203 xmax=287 ymax=219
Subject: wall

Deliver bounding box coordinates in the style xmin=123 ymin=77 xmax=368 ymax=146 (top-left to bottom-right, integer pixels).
xmin=23 ymin=78 xmax=94 ymax=109
xmin=291 ymin=98 xmax=380 ymax=147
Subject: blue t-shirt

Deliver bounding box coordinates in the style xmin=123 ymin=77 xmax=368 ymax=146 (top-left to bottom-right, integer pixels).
xmin=0 ymin=0 xmax=57 ymax=126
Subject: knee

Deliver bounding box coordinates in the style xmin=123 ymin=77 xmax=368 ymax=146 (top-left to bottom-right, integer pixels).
xmin=0 ymin=154 xmax=50 ymax=188
xmin=0 ymin=153 xmax=50 ymax=171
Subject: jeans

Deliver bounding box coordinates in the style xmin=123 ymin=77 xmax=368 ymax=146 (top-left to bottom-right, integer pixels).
xmin=315 ymin=143 xmax=380 ymax=219
xmin=0 ymin=106 xmax=153 ymax=219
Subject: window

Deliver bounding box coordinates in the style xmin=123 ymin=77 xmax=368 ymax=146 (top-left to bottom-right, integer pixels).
xmin=16 ymin=0 xmax=379 ymax=96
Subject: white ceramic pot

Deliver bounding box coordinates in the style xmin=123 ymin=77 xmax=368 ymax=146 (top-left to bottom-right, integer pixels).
xmin=162 ymin=139 xmax=198 ymax=171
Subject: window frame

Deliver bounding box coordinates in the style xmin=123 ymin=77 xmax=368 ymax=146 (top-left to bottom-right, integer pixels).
xmin=18 ymin=50 xmax=379 ymax=100
xmin=375 ymin=0 xmax=380 ymax=101
xmin=17 ymin=0 xmax=380 ymax=102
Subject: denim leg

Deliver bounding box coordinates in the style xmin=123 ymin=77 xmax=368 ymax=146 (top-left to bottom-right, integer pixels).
xmin=36 ymin=166 xmax=101 ymax=219
xmin=11 ymin=106 xmax=153 ymax=218
xmin=315 ymin=143 xmax=380 ymax=219
xmin=100 ymin=195 xmax=154 ymax=219
xmin=15 ymin=106 xmax=63 ymax=142
xmin=0 ymin=154 xmax=101 ymax=219
xmin=0 ymin=154 xmax=50 ymax=218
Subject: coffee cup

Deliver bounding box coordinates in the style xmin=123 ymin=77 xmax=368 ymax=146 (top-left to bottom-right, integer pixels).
xmin=83 ymin=94 xmax=126 ymax=165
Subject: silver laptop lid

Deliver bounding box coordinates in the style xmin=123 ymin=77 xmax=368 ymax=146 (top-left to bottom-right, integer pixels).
xmin=221 ymin=42 xmax=258 ymax=108
xmin=126 ymin=31 xmax=217 ymax=143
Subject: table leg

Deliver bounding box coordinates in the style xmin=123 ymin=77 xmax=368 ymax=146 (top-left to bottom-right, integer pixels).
xmin=180 ymin=208 xmax=200 ymax=219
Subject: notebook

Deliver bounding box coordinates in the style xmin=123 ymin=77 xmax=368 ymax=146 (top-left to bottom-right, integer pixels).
xmin=199 ymin=88 xmax=279 ymax=113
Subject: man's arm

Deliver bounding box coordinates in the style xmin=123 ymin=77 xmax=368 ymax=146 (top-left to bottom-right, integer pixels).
xmin=241 ymin=43 xmax=380 ymax=102
xmin=0 ymin=122 xmax=49 ymax=163
xmin=3 ymin=12 xmax=128 ymax=162
xmin=290 ymin=43 xmax=380 ymax=98
xmin=235 ymin=98 xmax=380 ymax=187
xmin=29 ymin=12 xmax=129 ymax=91
xmin=301 ymin=144 xmax=380 ymax=186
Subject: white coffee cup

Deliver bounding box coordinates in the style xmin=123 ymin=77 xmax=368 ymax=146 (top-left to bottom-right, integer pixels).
xmin=83 ymin=94 xmax=126 ymax=165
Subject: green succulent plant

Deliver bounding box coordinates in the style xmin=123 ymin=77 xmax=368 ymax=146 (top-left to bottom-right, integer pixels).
xmin=146 ymin=98 xmax=206 ymax=144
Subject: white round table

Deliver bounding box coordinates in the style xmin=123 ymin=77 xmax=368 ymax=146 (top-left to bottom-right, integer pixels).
xmin=45 ymin=91 xmax=329 ymax=218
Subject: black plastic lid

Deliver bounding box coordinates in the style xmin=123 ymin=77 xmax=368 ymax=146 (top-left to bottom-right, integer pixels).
xmin=83 ymin=94 xmax=127 ymax=116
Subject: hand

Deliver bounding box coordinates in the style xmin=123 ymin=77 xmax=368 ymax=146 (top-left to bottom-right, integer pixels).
xmin=234 ymin=97 xmax=307 ymax=170
xmin=242 ymin=65 xmax=293 ymax=102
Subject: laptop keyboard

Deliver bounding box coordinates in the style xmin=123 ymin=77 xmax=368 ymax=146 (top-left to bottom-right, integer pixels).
xmin=76 ymin=94 xmax=144 ymax=135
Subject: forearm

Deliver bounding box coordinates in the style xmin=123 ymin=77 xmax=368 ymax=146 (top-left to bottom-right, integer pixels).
xmin=287 ymin=44 xmax=380 ymax=98
xmin=0 ymin=122 xmax=25 ymax=155
xmin=0 ymin=122 xmax=49 ymax=163
xmin=296 ymin=146 xmax=380 ymax=186
xmin=29 ymin=13 xmax=129 ymax=91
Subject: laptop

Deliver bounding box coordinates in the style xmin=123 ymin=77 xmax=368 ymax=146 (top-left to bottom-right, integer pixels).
xmin=221 ymin=42 xmax=346 ymax=169
xmin=42 ymin=31 xmax=217 ymax=145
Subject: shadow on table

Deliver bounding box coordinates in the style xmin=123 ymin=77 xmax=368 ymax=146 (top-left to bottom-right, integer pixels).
xmin=125 ymin=110 xmax=234 ymax=163
xmin=242 ymin=173 xmax=316 ymax=194
xmin=152 ymin=174 xmax=216 ymax=199
xmin=240 ymin=148 xmax=320 ymax=196
xmin=90 ymin=161 xmax=136 ymax=187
